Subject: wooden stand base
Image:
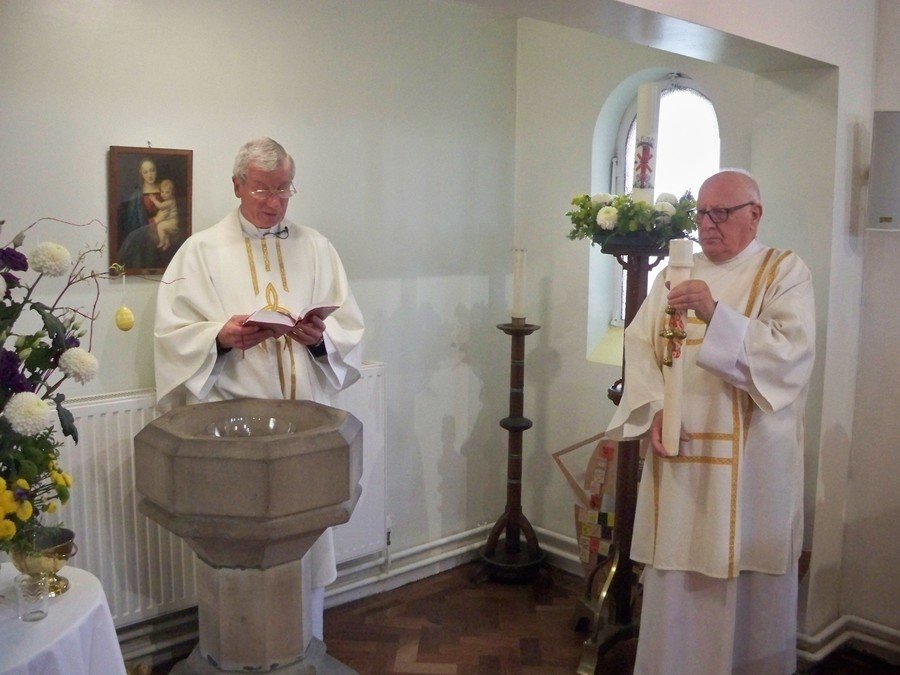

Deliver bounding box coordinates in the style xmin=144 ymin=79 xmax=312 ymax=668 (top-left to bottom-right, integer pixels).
xmin=480 ymin=537 xmax=546 ymax=582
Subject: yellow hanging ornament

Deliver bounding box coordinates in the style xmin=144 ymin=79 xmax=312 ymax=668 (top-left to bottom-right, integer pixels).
xmin=110 ymin=264 xmax=134 ymax=331
xmin=116 ymin=305 xmax=135 ymax=331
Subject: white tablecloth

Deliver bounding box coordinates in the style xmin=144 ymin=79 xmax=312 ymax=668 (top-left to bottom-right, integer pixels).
xmin=0 ymin=563 xmax=126 ymax=675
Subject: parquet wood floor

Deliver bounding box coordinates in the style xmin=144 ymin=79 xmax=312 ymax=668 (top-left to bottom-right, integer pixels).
xmin=323 ymin=563 xmax=899 ymax=675
xmin=147 ymin=562 xmax=897 ymax=674
xmin=323 ymin=564 xmax=596 ymax=674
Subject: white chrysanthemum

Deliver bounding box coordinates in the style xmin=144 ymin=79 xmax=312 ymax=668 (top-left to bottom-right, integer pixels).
xmin=655 ymin=193 xmax=678 ymax=206
xmin=59 ymin=347 xmax=98 ymax=384
xmin=28 ymin=242 xmax=71 ymax=277
xmin=3 ymin=392 xmax=54 ymax=436
xmin=655 ymin=201 xmax=676 ymax=223
xmin=591 ymin=193 xmax=614 ymax=206
xmin=596 ymin=206 xmax=618 ymax=230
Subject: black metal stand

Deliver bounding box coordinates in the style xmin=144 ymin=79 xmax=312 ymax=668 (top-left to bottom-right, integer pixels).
xmin=480 ymin=316 xmax=545 ymax=582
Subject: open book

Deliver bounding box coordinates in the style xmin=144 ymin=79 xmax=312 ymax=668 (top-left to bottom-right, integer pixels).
xmin=242 ymin=303 xmax=339 ymax=331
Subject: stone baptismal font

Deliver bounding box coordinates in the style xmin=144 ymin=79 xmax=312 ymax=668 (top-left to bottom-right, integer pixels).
xmin=135 ymin=398 xmax=363 ymax=674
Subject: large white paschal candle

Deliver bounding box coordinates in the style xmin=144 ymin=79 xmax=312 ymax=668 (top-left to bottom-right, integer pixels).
xmin=631 ymin=80 xmax=661 ymax=206
xmin=512 ymin=248 xmax=526 ymax=319
xmin=661 ymin=238 xmax=693 ymax=456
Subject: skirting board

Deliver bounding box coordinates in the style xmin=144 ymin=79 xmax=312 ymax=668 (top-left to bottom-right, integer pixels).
xmin=325 ymin=525 xmax=582 ymax=608
xmin=797 ymin=614 xmax=900 ymax=666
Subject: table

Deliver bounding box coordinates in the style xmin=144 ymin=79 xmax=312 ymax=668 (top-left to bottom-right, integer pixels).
xmin=0 ymin=562 xmax=126 ymax=675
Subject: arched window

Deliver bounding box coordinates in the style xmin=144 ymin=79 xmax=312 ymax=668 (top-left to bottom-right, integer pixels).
xmin=591 ymin=77 xmax=720 ymax=363
xmin=622 ymin=80 xmax=720 ymax=197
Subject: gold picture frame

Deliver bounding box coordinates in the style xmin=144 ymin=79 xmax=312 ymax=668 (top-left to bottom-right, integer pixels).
xmin=107 ymin=145 xmax=192 ymax=275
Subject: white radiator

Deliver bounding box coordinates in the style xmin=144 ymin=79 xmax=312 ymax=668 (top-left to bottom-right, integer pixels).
xmin=56 ymin=362 xmax=386 ymax=628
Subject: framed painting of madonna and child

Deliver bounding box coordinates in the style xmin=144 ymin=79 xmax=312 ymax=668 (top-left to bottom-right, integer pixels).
xmin=108 ymin=145 xmax=192 ymax=275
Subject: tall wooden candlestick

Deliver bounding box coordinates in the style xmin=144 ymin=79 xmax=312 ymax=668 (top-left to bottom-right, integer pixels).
xmin=481 ymin=315 xmax=544 ymax=581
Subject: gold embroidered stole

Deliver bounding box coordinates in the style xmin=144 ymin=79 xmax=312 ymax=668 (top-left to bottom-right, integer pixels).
xmin=244 ymin=236 xmax=297 ymax=399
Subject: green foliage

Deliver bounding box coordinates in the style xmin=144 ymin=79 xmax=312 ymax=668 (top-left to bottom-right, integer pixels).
xmin=566 ymin=191 xmax=697 ymax=249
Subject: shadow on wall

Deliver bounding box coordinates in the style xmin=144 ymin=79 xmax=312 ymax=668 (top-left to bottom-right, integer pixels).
xmin=452 ymin=299 xmax=511 ymax=534
xmin=379 ymin=276 xmax=510 ymax=549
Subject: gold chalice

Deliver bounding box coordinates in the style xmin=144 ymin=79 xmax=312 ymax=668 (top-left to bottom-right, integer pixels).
xmin=10 ymin=527 xmax=77 ymax=597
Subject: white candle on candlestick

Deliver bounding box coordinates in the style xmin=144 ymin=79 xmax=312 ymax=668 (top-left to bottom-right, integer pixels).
xmin=512 ymin=248 xmax=525 ymax=318
xmin=632 ymin=81 xmax=661 ymax=205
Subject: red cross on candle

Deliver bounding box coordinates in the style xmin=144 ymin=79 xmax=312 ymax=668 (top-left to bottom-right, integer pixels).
xmin=634 ymin=140 xmax=655 ymax=189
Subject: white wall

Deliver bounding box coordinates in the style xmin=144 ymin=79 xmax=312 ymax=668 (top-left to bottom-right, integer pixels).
xmin=0 ymin=0 xmax=518 ymax=555
xmin=461 ymin=0 xmax=881 ymax=640
xmin=840 ymin=229 xmax=900 ymax=630
xmin=875 ymin=0 xmax=900 ymax=110
xmin=3 ymin=0 xmax=892 ymax=647
xmin=529 ymin=0 xmax=879 ymax=638
xmin=511 ymin=18 xmax=765 ymax=537
xmin=749 ymin=68 xmax=838 ymax=553
xmin=836 ymin=0 xmax=900 ymax=630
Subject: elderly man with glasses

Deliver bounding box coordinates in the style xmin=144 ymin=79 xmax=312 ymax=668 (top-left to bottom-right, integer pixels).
xmin=607 ymin=169 xmax=815 ymax=674
xmin=154 ymin=136 xmax=365 ymax=641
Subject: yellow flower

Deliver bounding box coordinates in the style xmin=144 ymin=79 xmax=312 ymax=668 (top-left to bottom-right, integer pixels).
xmin=0 ymin=490 xmax=16 ymax=515
xmin=45 ymin=501 xmax=58 ymax=514
xmin=50 ymin=469 xmax=73 ymax=487
xmin=0 ymin=518 xmax=16 ymax=540
xmin=0 ymin=477 xmax=6 ymax=491
xmin=14 ymin=478 xmax=29 ymax=491
xmin=16 ymin=499 xmax=33 ymax=521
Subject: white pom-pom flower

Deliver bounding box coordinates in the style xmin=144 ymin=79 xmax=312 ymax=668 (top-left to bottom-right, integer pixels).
xmin=655 ymin=201 xmax=676 ymax=223
xmin=28 ymin=242 xmax=71 ymax=277
xmin=596 ymin=206 xmax=619 ymax=230
xmin=3 ymin=392 xmax=54 ymax=436
xmin=655 ymin=193 xmax=679 ymax=206
xmin=591 ymin=193 xmax=614 ymax=206
xmin=59 ymin=347 xmax=99 ymax=384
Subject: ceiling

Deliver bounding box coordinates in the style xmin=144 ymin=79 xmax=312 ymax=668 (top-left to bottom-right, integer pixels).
xmin=456 ymin=0 xmax=830 ymax=73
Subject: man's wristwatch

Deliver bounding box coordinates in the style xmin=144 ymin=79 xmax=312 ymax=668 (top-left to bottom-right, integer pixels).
xmin=308 ymin=337 xmax=327 ymax=358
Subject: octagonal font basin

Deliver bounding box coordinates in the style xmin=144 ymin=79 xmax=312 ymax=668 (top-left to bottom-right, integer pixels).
xmin=134 ymin=398 xmax=363 ymax=569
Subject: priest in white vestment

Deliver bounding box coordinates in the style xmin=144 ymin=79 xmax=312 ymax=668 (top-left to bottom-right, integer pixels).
xmin=154 ymin=137 xmax=365 ymax=639
xmin=606 ymin=170 xmax=815 ymax=674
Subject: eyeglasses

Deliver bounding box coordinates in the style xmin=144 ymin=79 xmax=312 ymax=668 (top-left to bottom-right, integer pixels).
xmin=693 ymin=201 xmax=755 ymax=225
xmin=247 ymin=184 xmax=297 ymax=201
xmin=262 ymin=225 xmax=289 ymax=240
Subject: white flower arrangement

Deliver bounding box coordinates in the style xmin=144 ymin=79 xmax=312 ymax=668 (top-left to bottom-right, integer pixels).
xmin=566 ymin=190 xmax=697 ymax=250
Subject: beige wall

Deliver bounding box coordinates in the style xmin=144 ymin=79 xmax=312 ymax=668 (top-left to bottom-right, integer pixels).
xmin=749 ymin=68 xmax=839 ymax=553
xmin=511 ymin=17 xmax=766 ymax=537
xmin=875 ymin=0 xmax=900 ymax=110
xmin=608 ymin=0 xmax=880 ymax=637
xmin=0 ymin=0 xmax=519 ymax=556
xmin=2 ymin=0 xmax=892 ymax=645
xmin=839 ymin=0 xmax=900 ymax=629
